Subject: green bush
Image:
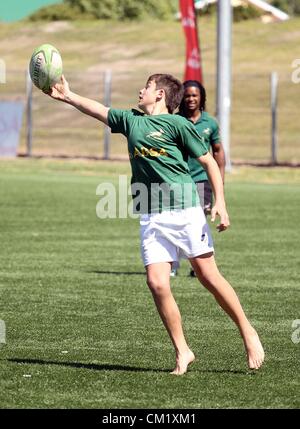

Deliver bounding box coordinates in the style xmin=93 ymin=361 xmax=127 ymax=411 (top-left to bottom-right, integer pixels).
xmin=271 ymin=0 xmax=300 ymax=15
xmin=233 ymin=5 xmax=261 ymax=22
xmin=65 ymin=0 xmax=119 ymax=20
xmin=66 ymin=0 xmax=178 ymax=20
xmin=197 ymin=3 xmax=261 ymax=21
xmin=198 ymin=3 xmax=217 ymax=16
xmin=28 ymin=0 xmax=178 ymax=21
xmin=271 ymin=0 xmax=290 ymax=13
xmin=28 ymin=3 xmax=85 ymax=21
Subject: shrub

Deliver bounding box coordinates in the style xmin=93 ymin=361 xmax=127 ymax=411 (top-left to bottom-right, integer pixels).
xmin=28 ymin=3 xmax=85 ymax=21
xmin=28 ymin=0 xmax=178 ymax=21
xmin=197 ymin=3 xmax=261 ymax=22
xmin=271 ymin=0 xmax=300 ymax=15
xmin=233 ymin=5 xmax=262 ymax=22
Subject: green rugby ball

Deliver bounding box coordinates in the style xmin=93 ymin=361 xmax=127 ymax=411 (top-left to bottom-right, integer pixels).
xmin=29 ymin=44 xmax=62 ymax=91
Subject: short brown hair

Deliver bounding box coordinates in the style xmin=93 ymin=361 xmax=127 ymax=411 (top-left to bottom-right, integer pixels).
xmin=147 ymin=74 xmax=184 ymax=114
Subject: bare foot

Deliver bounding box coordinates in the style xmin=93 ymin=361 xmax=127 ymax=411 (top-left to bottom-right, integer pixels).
xmin=243 ymin=329 xmax=265 ymax=370
xmin=171 ymin=350 xmax=195 ymax=375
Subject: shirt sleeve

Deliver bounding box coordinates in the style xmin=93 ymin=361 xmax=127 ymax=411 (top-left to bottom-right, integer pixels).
xmin=107 ymin=108 xmax=130 ymax=136
xmin=178 ymin=119 xmax=208 ymax=158
xmin=210 ymin=118 xmax=221 ymax=145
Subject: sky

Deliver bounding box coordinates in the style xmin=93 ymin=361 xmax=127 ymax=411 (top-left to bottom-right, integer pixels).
xmin=0 ymin=0 xmax=62 ymax=22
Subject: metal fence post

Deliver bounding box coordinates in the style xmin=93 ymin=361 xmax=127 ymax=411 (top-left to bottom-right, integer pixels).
xmin=270 ymin=72 xmax=278 ymax=165
xmin=26 ymin=70 xmax=33 ymax=157
xmin=216 ymin=0 xmax=232 ymax=172
xmin=103 ymin=70 xmax=112 ymax=160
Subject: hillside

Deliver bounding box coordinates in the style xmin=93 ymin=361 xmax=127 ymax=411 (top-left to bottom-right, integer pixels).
xmin=0 ymin=16 xmax=299 ymax=162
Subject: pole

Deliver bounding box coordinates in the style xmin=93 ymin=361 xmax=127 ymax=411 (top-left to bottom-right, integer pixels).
xmin=216 ymin=0 xmax=232 ymax=172
xmin=103 ymin=70 xmax=112 ymax=160
xmin=26 ymin=70 xmax=33 ymax=156
xmin=270 ymin=71 xmax=278 ymax=165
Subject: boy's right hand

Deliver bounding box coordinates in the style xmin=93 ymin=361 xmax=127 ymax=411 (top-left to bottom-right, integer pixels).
xmin=211 ymin=203 xmax=230 ymax=232
xmin=44 ymin=75 xmax=70 ymax=102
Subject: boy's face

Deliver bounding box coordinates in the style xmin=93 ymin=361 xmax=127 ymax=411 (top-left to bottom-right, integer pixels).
xmin=138 ymin=79 xmax=161 ymax=112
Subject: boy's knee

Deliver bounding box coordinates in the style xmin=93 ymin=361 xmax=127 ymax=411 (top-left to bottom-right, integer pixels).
xmin=199 ymin=271 xmax=224 ymax=291
xmin=147 ymin=279 xmax=169 ymax=297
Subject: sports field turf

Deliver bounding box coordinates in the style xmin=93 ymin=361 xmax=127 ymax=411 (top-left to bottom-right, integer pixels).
xmin=0 ymin=159 xmax=299 ymax=408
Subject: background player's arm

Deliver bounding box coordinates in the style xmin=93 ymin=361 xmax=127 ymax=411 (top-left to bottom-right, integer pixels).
xmin=198 ymin=152 xmax=229 ymax=231
xmin=212 ymin=142 xmax=225 ymax=183
xmin=46 ymin=75 xmax=109 ymax=125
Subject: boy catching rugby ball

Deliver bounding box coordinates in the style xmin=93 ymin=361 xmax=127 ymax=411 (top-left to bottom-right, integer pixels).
xmin=45 ymin=73 xmax=264 ymax=375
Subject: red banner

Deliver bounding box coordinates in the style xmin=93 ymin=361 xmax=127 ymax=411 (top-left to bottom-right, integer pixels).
xmin=179 ymin=0 xmax=203 ymax=83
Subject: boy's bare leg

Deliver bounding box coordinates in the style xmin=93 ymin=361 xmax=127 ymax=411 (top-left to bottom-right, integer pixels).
xmin=146 ymin=262 xmax=195 ymax=375
xmin=190 ymin=253 xmax=265 ymax=370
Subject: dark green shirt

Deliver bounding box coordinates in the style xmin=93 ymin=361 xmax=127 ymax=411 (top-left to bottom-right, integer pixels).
xmin=108 ymin=108 xmax=208 ymax=213
xmin=182 ymin=111 xmax=221 ymax=182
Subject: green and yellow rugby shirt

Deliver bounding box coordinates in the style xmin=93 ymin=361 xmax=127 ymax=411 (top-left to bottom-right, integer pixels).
xmin=108 ymin=108 xmax=208 ymax=213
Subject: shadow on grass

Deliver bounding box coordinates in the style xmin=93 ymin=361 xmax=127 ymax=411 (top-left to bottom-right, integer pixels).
xmin=89 ymin=270 xmax=145 ymax=276
xmin=7 ymin=358 xmax=168 ymax=373
xmin=200 ymin=368 xmax=255 ymax=376
xmin=7 ymin=358 xmax=253 ymax=375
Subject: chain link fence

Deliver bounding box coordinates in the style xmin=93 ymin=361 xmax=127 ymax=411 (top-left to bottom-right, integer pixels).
xmin=2 ymin=69 xmax=299 ymax=164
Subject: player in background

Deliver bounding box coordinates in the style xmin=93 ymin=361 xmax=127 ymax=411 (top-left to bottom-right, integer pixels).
xmin=171 ymin=80 xmax=225 ymax=277
xmin=44 ymin=73 xmax=265 ymax=375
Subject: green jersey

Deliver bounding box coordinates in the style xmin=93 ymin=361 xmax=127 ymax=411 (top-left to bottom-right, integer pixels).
xmin=182 ymin=111 xmax=221 ymax=183
xmin=108 ymin=108 xmax=208 ymax=213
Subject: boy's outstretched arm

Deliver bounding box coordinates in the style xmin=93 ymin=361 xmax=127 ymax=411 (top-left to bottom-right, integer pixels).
xmin=45 ymin=75 xmax=109 ymax=125
xmin=198 ymin=152 xmax=230 ymax=232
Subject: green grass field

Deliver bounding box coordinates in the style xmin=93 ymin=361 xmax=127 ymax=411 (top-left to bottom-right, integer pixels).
xmin=0 ymin=159 xmax=299 ymax=408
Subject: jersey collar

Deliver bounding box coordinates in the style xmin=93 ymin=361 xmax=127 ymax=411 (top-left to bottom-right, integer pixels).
xmin=188 ymin=111 xmax=209 ymax=125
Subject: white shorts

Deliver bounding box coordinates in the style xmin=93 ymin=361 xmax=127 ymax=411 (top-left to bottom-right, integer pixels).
xmin=140 ymin=206 xmax=214 ymax=267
